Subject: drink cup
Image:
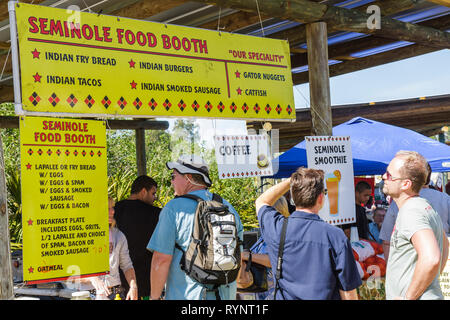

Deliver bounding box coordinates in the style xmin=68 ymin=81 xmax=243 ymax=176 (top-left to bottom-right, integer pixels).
xmin=326 ymin=175 xmax=340 ymax=215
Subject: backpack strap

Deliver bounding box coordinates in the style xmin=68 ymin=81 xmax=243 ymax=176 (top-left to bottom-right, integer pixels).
xmin=176 ymin=193 xmax=223 ymax=204
xmin=175 ymin=193 xmax=204 ymax=202
xmin=274 ymin=217 xmax=289 ymax=300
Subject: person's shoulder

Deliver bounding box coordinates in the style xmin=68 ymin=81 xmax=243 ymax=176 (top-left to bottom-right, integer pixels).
xmin=163 ymin=195 xmax=197 ymax=213
xmin=112 ymin=227 xmax=127 ymax=241
xmin=150 ymin=205 xmax=162 ymax=213
xmin=321 ymin=222 xmax=348 ymax=245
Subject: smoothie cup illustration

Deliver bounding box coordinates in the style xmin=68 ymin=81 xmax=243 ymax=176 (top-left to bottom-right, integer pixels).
xmin=326 ymin=170 xmax=341 ymax=215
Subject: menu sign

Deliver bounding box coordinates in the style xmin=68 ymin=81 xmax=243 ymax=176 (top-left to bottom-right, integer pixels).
xmin=14 ymin=3 xmax=295 ymax=121
xmin=20 ymin=116 xmax=109 ymax=284
xmin=305 ymin=136 xmax=356 ymax=226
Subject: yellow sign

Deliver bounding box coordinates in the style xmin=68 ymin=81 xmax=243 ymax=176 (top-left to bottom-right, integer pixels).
xmin=15 ymin=3 xmax=295 ymax=121
xmin=20 ymin=116 xmax=109 ymax=284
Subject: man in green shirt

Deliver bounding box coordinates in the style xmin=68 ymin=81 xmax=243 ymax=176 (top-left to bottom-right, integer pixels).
xmin=382 ymin=151 xmax=449 ymax=300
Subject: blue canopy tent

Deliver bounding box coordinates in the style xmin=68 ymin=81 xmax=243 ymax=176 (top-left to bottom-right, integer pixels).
xmin=271 ymin=117 xmax=450 ymax=178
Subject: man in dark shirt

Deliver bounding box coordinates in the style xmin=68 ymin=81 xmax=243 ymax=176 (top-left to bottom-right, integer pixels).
xmin=255 ymin=168 xmax=361 ymax=300
xmin=114 ymin=175 xmax=161 ymax=300
xmin=341 ymin=181 xmax=371 ymax=240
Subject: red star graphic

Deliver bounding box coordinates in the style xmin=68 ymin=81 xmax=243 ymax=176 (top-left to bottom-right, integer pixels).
xmin=235 ymin=70 xmax=241 ymax=78
xmin=33 ymin=72 xmax=42 ymax=83
xmin=128 ymin=59 xmax=136 ymax=68
xmin=27 ymin=219 xmax=33 ymax=226
xmin=236 ymin=87 xmax=242 ymax=95
xmin=28 ymin=266 xmax=34 ymax=273
xmin=130 ymin=80 xmax=137 ymax=89
xmin=31 ymin=48 xmax=40 ymax=59
xmin=26 ymin=163 xmax=32 ymax=170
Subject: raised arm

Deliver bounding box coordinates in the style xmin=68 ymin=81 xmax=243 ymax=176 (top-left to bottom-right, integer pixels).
xmin=255 ymin=178 xmax=291 ymax=214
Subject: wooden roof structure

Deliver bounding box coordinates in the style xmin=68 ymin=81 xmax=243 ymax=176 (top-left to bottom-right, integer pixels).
xmin=249 ymin=94 xmax=450 ymax=151
xmin=0 ymin=0 xmax=449 ymax=141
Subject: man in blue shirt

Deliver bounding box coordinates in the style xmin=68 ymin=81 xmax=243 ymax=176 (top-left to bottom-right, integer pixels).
xmin=255 ymin=167 xmax=361 ymax=300
xmin=147 ymin=155 xmax=243 ymax=300
xmin=368 ymin=207 xmax=386 ymax=244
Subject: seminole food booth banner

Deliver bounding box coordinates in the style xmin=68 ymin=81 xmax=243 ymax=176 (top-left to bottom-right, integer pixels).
xmin=14 ymin=3 xmax=295 ymax=121
xmin=20 ymin=116 xmax=109 ymax=284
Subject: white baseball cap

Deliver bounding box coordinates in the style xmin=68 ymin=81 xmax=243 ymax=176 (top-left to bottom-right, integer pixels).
xmin=166 ymin=155 xmax=211 ymax=187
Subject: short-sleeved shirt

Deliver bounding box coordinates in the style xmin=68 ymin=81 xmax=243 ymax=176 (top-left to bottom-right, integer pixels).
xmin=258 ymin=205 xmax=362 ymax=300
xmin=386 ymin=197 xmax=444 ymax=300
xmin=147 ymin=189 xmax=244 ymax=300
xmin=368 ymin=222 xmax=382 ymax=244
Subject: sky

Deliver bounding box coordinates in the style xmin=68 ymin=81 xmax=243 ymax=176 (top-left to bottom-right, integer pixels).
xmin=159 ymin=49 xmax=450 ymax=148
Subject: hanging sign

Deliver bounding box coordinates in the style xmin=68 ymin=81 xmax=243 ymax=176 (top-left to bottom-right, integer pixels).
xmin=305 ymin=136 xmax=355 ymax=226
xmin=14 ymin=3 xmax=295 ymax=121
xmin=214 ymin=134 xmax=273 ymax=179
xmin=20 ymin=116 xmax=109 ymax=284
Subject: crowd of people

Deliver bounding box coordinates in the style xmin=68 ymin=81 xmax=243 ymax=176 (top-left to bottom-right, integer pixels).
xmin=84 ymin=150 xmax=449 ymax=300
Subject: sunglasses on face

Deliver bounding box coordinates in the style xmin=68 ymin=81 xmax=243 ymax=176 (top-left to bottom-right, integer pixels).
xmin=384 ymin=170 xmax=406 ymax=181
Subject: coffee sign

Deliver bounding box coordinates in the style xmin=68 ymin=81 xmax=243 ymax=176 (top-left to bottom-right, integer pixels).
xmin=214 ymin=134 xmax=273 ymax=179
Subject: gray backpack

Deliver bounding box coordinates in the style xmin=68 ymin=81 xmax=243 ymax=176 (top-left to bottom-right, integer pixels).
xmin=175 ymin=193 xmax=241 ymax=298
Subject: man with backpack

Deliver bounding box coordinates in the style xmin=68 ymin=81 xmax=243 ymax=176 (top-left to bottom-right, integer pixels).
xmin=147 ymin=155 xmax=243 ymax=300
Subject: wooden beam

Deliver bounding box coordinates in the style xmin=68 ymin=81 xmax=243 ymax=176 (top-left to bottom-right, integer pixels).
xmin=290 ymin=14 xmax=450 ymax=72
xmin=198 ymin=10 xmax=270 ymax=31
xmin=0 ymin=116 xmax=169 ymax=130
xmin=269 ymin=0 xmax=430 ymax=46
xmin=0 ymin=135 xmax=13 ymax=300
xmin=191 ymin=0 xmax=450 ymax=48
xmin=248 ymin=95 xmax=450 ymax=150
xmin=0 ymin=0 xmax=47 ymax=22
xmin=306 ymin=22 xmax=332 ymax=136
xmin=0 ymin=86 xmax=14 ymax=104
xmin=110 ymin=0 xmax=187 ymax=20
xmin=425 ymin=0 xmax=450 ymax=7
xmin=135 ymin=127 xmax=147 ymax=176
xmin=292 ymin=43 xmax=439 ymax=85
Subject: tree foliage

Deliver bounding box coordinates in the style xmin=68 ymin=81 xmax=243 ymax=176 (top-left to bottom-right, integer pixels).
xmin=0 ymin=103 xmax=260 ymax=247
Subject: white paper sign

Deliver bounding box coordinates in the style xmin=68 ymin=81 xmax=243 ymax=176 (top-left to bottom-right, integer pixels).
xmin=214 ymin=134 xmax=273 ymax=179
xmin=305 ymin=136 xmax=356 ymax=226
xmin=439 ymin=237 xmax=450 ymax=300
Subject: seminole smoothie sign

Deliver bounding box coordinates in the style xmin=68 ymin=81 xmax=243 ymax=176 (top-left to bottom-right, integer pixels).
xmin=10 ymin=2 xmax=295 ymax=122
xmin=305 ymin=136 xmax=356 ymax=226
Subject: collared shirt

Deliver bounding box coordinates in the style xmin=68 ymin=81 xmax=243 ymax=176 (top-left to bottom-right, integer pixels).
xmin=147 ymin=189 xmax=244 ymax=300
xmin=368 ymin=222 xmax=382 ymax=244
xmin=258 ymin=205 xmax=361 ymax=300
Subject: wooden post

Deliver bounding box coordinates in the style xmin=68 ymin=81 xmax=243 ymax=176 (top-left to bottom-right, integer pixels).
xmin=0 ymin=135 xmax=13 ymax=300
xmin=306 ymin=21 xmax=332 ymax=136
xmin=135 ymin=127 xmax=147 ymax=176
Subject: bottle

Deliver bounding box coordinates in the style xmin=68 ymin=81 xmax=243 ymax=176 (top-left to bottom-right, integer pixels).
xmin=114 ymin=293 xmax=121 ymax=300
